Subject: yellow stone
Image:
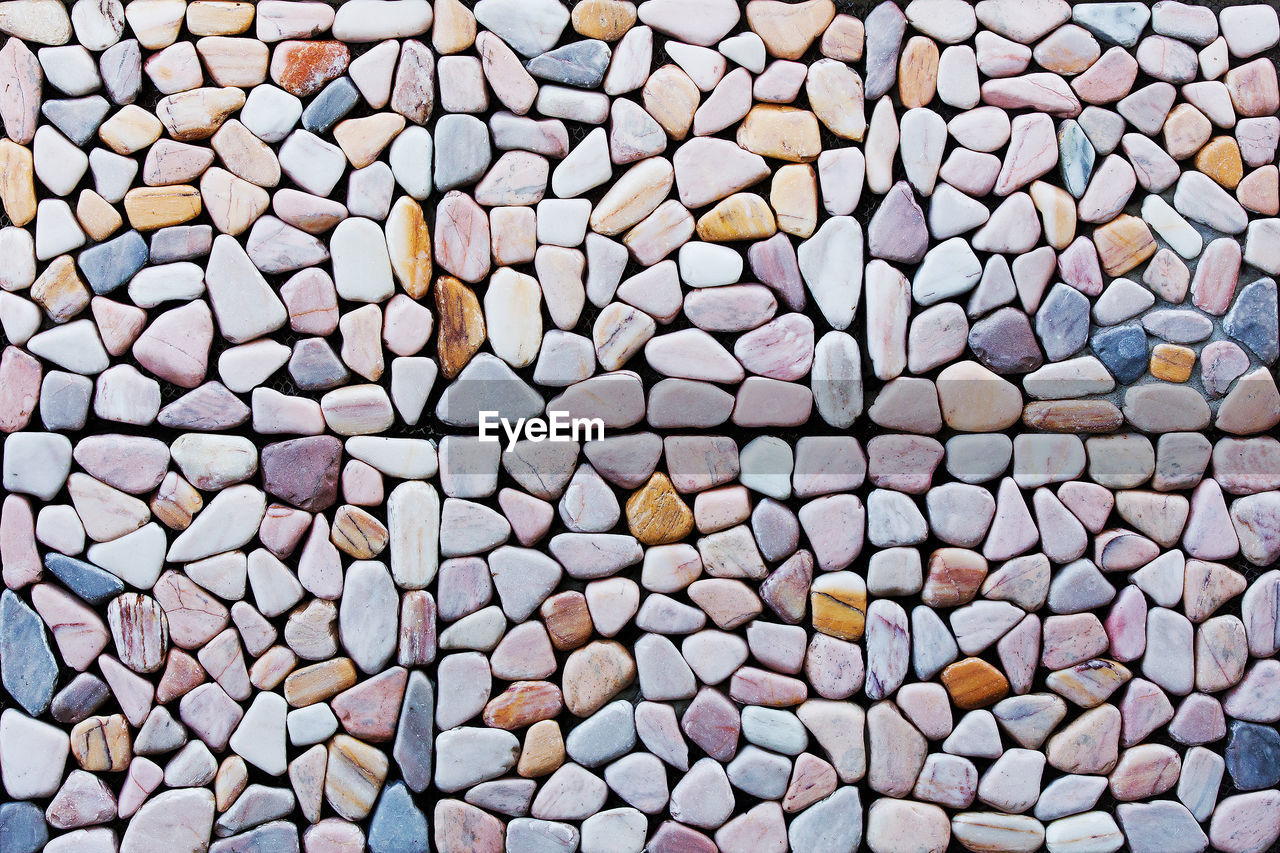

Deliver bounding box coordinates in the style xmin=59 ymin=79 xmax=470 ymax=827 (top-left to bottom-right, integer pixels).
xmin=151 ymin=472 xmax=202 ymax=530
xmin=70 ymin=714 xmax=132 ymax=772
xmin=1093 ymin=214 xmax=1157 ymax=276
xmin=1029 ymin=180 xmax=1076 ymax=249
xmin=518 ymin=719 xmax=565 ymax=778
xmin=571 ymin=0 xmax=636 ymax=41
xmin=31 ymin=255 xmax=89 ymax=322
xmin=643 ymin=65 xmax=699 ymax=141
xmin=186 ymin=1 xmax=255 ymax=35
xmin=334 ymin=113 xmax=406 ymax=170
xmin=124 ymin=185 xmax=203 ymax=230
xmin=435 ymin=275 xmax=486 ymax=379
xmin=0 ymin=139 xmax=37 ymax=226
xmin=76 ymin=190 xmax=123 ymax=241
xmin=770 ymin=164 xmax=818 ymax=238
xmin=284 ymin=658 xmax=358 ymax=707
xmin=695 ymin=192 xmax=777 ymax=242
xmin=737 ymin=105 xmax=822 ymax=163
xmin=810 ymin=571 xmax=866 ymax=640
xmin=1150 ymin=343 xmax=1195 ymax=383
xmin=433 ymin=0 xmax=477 ymax=53
xmin=386 ymin=196 xmax=433 ymax=299
xmin=746 ymin=0 xmax=836 ymax=60
xmin=898 ymin=35 xmax=939 ymax=109
xmin=99 ymin=104 xmax=163 ymax=155
xmin=330 ymin=505 xmax=389 ymax=559
xmin=626 ymin=473 xmax=694 ymax=545
xmin=1195 ymin=136 xmax=1244 ymax=190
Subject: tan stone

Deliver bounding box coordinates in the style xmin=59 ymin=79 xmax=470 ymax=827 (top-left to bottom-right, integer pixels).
xmin=695 ymin=192 xmax=777 ymax=242
xmin=1022 ymin=400 xmax=1124 ymax=433
xmin=284 ymin=658 xmax=358 ymax=707
xmin=1162 ymin=103 xmax=1212 ymax=161
xmin=70 ymin=714 xmax=132 ymax=772
xmin=1093 ymin=214 xmax=1156 ymax=276
xmin=31 ymin=255 xmax=89 ymax=322
xmin=517 ymin=719 xmax=565 ymax=777
xmin=99 ymin=105 xmax=164 ymax=155
xmin=746 ymin=0 xmax=836 ymax=60
xmin=325 ymin=735 xmax=388 ymax=821
xmin=334 ymin=113 xmax=406 ymax=170
xmin=76 ymin=190 xmax=123 ymax=241
xmin=626 ymin=472 xmax=694 ymax=545
xmin=937 ymin=360 xmax=1022 ymax=431
xmin=899 ymin=35 xmax=939 ymax=109
xmin=330 ymin=505 xmax=389 ymax=559
xmin=186 ymin=1 xmax=255 ymax=35
xmin=0 ymin=138 xmax=37 ymax=226
xmin=1237 ymin=164 xmax=1279 ymax=216
xmin=433 ymin=0 xmax=477 ymax=53
xmin=197 ymin=35 xmax=269 ymax=88
xmin=811 ymin=571 xmax=866 ymax=641
xmin=571 ymin=0 xmax=636 ymax=41
xmin=124 ymin=185 xmax=203 ymax=230
xmin=483 ymin=681 xmax=563 ymax=730
xmin=562 ymin=640 xmax=636 ymax=716
xmin=770 ymin=164 xmax=818 ymax=237
xmin=737 ymin=105 xmax=822 ymax=163
xmin=643 ymin=65 xmax=699 ymax=141
xmin=820 ymin=14 xmax=864 ymax=61
xmin=151 ymin=472 xmax=202 ymax=530
xmin=434 ymin=275 xmax=486 ymax=379
xmin=386 ymin=196 xmax=433 ymax=299
xmin=1029 ymin=180 xmax=1076 ymax=249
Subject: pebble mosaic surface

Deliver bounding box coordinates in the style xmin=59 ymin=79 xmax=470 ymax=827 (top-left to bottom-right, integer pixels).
xmin=1 ymin=0 xmax=1280 ymax=851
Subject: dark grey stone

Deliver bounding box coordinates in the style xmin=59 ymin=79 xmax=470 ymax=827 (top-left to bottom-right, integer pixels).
xmin=51 ymin=672 xmax=111 ymax=725
xmin=1226 ymin=721 xmax=1280 ymax=791
xmin=969 ymin=307 xmax=1045 ymax=374
xmin=1224 ymin=277 xmax=1278 ymax=364
xmin=210 ymin=821 xmax=300 ymax=853
xmin=863 ymin=0 xmax=907 ymax=100
xmin=1091 ymin=323 xmax=1148 ymax=384
xmin=158 ymin=382 xmax=252 ymax=431
xmin=1036 ymin=283 xmax=1091 ymax=361
xmin=301 ymin=76 xmax=359 ymax=134
xmin=77 ymin=229 xmax=148 ymax=294
xmin=393 ymin=671 xmax=434 ymax=793
xmin=0 ymin=802 xmax=48 ymax=853
xmin=1057 ymin=119 xmax=1096 ymax=198
xmin=368 ymin=782 xmax=430 ymax=853
xmin=41 ymin=96 xmax=110 ymax=145
xmin=288 ymin=338 xmax=349 ymax=391
xmin=44 ymin=553 xmax=126 ymax=605
xmin=528 ymin=39 xmax=611 ymax=87
xmin=0 ymin=589 xmax=59 ymax=716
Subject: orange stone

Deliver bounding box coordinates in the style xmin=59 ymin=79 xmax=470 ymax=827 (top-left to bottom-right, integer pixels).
xmin=284 ymin=658 xmax=358 ymax=707
xmin=434 ymin=275 xmax=486 ymax=379
xmin=1150 ymin=343 xmax=1195 ymax=383
xmin=270 ymin=40 xmax=350 ymax=97
xmin=1195 ymin=136 xmax=1244 ymax=189
xmin=941 ymin=657 xmax=1010 ymax=710
xmin=626 ymin=472 xmax=695 ymax=545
